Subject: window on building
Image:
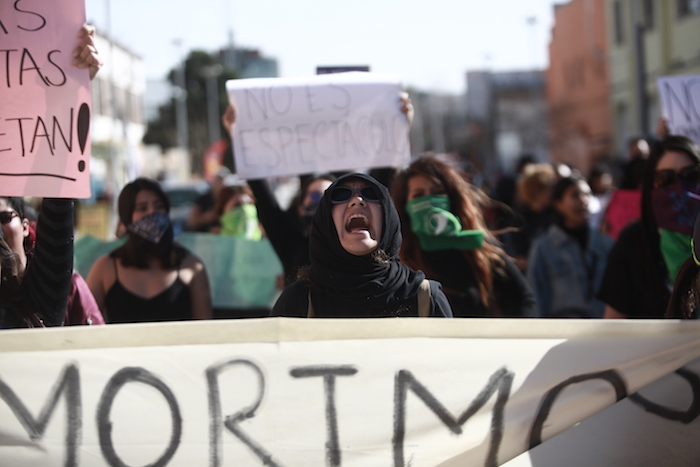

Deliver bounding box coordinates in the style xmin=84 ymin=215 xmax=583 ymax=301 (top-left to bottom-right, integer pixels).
xmin=614 ymin=1 xmax=625 ymax=44
xmin=678 ymin=0 xmax=700 ymax=17
xmin=642 ymin=0 xmax=655 ymax=28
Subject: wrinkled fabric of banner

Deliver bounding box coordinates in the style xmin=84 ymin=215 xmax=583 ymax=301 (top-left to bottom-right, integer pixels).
xmin=0 ymin=318 xmax=699 ymax=466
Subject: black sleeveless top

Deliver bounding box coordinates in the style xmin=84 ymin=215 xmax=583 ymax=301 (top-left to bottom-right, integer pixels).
xmin=105 ymin=259 xmax=192 ymax=323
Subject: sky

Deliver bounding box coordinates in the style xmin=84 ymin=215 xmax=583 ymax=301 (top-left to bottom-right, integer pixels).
xmin=86 ymin=0 xmax=563 ymax=94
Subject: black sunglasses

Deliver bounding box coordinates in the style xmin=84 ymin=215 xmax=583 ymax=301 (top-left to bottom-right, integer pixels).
xmin=0 ymin=211 xmax=19 ymax=225
xmin=329 ymin=186 xmax=381 ymax=204
xmin=654 ymin=165 xmax=700 ymax=188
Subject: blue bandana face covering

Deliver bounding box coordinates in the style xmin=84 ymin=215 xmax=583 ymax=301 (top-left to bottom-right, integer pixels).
xmin=652 ymin=181 xmax=700 ymax=236
xmin=405 ymin=195 xmax=484 ymax=251
xmin=127 ymin=212 xmax=171 ymax=244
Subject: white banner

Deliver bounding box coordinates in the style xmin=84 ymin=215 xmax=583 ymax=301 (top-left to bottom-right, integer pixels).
xmin=1 ymin=319 xmax=700 ymax=466
xmin=657 ymin=74 xmax=700 ymax=145
xmin=226 ymin=73 xmax=411 ymax=179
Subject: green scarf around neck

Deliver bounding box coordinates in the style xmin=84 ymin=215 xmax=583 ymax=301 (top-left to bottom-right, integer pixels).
xmin=659 ymin=228 xmax=691 ymax=283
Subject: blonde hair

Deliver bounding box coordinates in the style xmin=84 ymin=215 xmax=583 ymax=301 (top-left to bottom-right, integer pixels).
xmin=517 ymin=163 xmax=557 ymax=206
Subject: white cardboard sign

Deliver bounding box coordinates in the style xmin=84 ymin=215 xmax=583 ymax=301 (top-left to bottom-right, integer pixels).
xmin=1 ymin=319 xmax=699 ymax=466
xmin=658 ymin=74 xmax=700 ymax=145
xmin=226 ymin=73 xmax=410 ymax=179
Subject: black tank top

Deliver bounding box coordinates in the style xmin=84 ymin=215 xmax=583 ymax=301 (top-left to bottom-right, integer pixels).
xmin=105 ymin=259 xmax=192 ymax=323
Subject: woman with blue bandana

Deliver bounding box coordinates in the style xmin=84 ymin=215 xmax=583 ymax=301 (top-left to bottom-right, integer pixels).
xmin=87 ymin=178 xmax=212 ymax=322
xmin=599 ymin=135 xmax=700 ymax=318
xmin=391 ymin=156 xmax=536 ymax=317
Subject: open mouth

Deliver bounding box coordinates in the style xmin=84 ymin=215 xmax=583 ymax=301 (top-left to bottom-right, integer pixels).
xmin=346 ymin=213 xmax=370 ymax=233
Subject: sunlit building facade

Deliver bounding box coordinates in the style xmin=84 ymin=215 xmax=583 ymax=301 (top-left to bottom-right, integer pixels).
xmin=607 ymin=0 xmax=700 ymax=155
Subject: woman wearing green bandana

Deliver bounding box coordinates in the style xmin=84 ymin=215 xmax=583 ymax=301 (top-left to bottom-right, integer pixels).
xmin=598 ymin=135 xmax=700 ymax=318
xmin=392 ymin=156 xmax=537 ymax=318
xmin=212 ymin=184 xmax=263 ymax=240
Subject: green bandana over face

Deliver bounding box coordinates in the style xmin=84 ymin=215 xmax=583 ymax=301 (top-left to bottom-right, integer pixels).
xmin=405 ymin=195 xmax=484 ymax=251
xmin=659 ymin=228 xmax=691 ymax=283
xmin=220 ymin=204 xmax=262 ymax=240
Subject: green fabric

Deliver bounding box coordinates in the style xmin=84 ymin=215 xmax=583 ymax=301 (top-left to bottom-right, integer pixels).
xmin=220 ymin=204 xmax=262 ymax=240
xmin=405 ymin=195 xmax=484 ymax=251
xmin=74 ymin=232 xmax=282 ymax=309
xmin=73 ymin=234 xmax=126 ymax=277
xmin=659 ymin=228 xmax=691 ymax=283
xmin=177 ymin=233 xmax=282 ymax=309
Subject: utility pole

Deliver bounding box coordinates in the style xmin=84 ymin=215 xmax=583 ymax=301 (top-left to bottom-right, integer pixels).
xmin=631 ymin=0 xmax=649 ymax=137
xmin=202 ymin=65 xmax=223 ymax=144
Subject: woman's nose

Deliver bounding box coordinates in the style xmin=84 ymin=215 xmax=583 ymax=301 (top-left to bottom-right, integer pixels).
xmin=349 ymin=193 xmax=366 ymax=206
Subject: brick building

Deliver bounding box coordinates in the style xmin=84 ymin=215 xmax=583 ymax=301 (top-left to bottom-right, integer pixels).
xmin=548 ymin=0 xmax=611 ymax=176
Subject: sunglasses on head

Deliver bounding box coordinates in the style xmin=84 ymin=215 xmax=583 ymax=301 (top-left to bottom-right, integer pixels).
xmin=654 ymin=165 xmax=700 ymax=188
xmin=329 ymin=186 xmax=381 ymax=204
xmin=0 ymin=211 xmax=19 ymax=225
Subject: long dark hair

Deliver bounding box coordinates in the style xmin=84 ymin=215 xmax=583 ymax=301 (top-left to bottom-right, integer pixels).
xmin=0 ymin=235 xmax=42 ymax=327
xmin=639 ymin=136 xmax=700 ymax=286
xmin=110 ymin=178 xmax=185 ymax=268
xmin=392 ymin=156 xmax=505 ymax=307
xmin=551 ymin=176 xmax=587 ymax=227
xmin=665 ymin=257 xmax=700 ymax=319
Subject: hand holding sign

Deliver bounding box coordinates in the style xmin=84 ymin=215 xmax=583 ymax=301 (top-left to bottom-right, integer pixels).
xmin=226 ymin=73 xmax=411 ymax=179
xmin=72 ymin=24 xmax=102 ymax=80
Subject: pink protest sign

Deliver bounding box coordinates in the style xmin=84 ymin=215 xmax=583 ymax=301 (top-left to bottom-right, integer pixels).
xmin=602 ymin=189 xmax=641 ymax=240
xmin=0 ymin=0 xmax=91 ymax=198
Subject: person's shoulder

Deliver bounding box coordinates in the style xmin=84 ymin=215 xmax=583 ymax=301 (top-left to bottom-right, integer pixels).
xmin=179 ymin=249 xmax=208 ymax=276
xmin=271 ymin=280 xmax=310 ymax=317
xmin=282 ymin=280 xmax=310 ymax=296
xmin=613 ymin=220 xmax=644 ymax=249
xmin=426 ymin=280 xmax=453 ymax=318
xmin=90 ymin=254 xmax=115 ymax=273
xmin=426 ymin=279 xmax=445 ymax=300
xmin=85 ymin=253 xmax=117 ymax=288
xmin=530 ymin=226 xmax=555 ymax=250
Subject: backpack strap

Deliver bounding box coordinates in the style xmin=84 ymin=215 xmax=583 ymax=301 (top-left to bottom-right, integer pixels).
xmin=417 ymin=279 xmax=431 ymax=317
xmin=307 ymin=290 xmax=314 ymax=318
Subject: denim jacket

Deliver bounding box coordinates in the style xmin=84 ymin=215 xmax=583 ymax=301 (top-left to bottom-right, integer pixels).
xmin=527 ymin=224 xmax=614 ymax=318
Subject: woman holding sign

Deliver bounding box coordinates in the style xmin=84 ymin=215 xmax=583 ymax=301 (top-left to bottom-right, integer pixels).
xmin=391 ymin=156 xmax=535 ymax=317
xmin=271 ymin=173 xmax=452 ymax=318
xmin=0 ymin=198 xmax=74 ymax=328
xmin=0 ymin=25 xmax=101 ymax=329
xmin=87 ymin=178 xmax=213 ymax=323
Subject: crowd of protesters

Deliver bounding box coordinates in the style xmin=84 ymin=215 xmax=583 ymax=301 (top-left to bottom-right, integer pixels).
xmin=5 ymin=25 xmax=700 ymax=329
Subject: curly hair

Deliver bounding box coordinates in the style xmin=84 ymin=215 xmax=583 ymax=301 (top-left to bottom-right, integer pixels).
xmin=0 ymin=236 xmax=41 ymax=327
xmin=665 ymin=258 xmax=700 ymax=319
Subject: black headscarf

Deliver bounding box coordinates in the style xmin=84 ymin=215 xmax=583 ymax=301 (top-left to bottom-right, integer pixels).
xmin=308 ymin=173 xmax=426 ymax=317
